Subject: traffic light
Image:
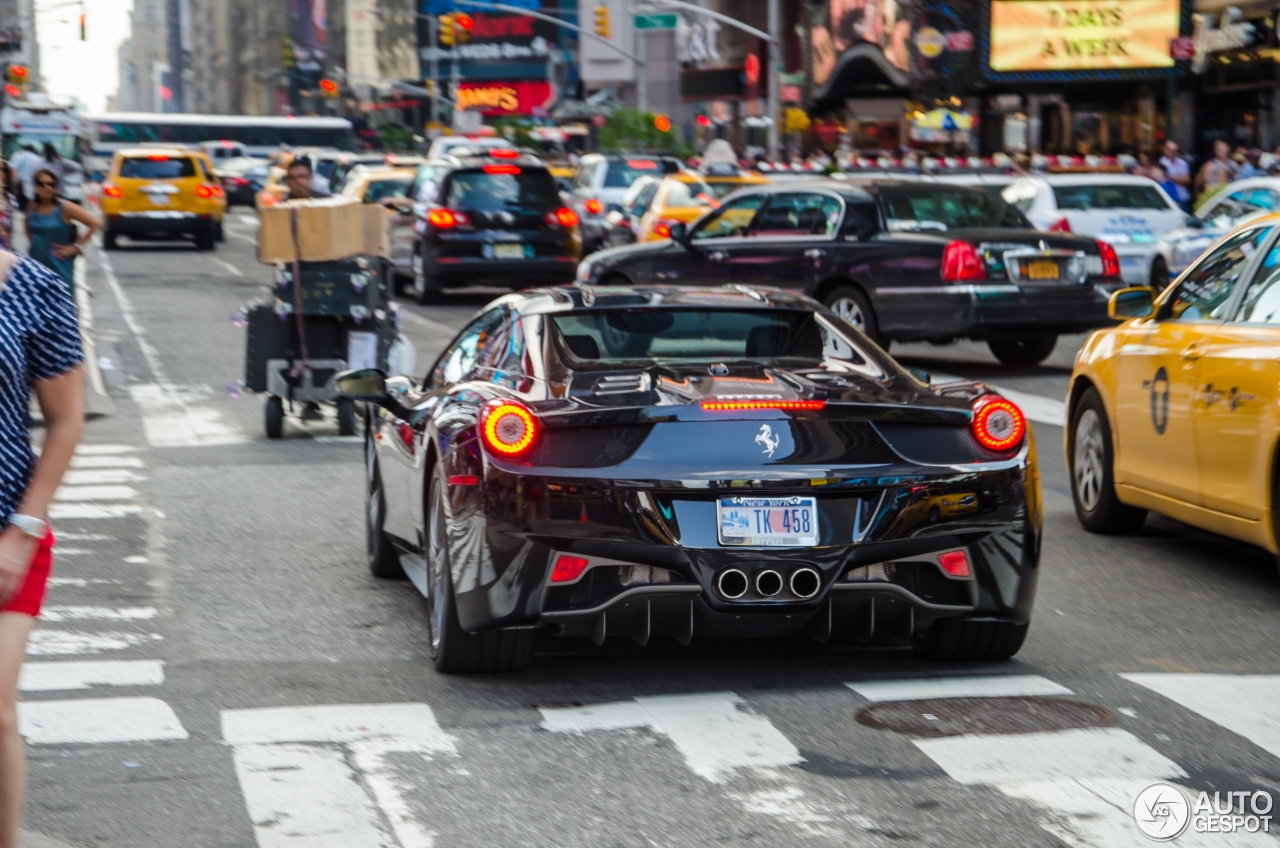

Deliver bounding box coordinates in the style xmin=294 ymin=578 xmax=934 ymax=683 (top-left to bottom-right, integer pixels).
xmin=593 ymin=4 xmax=609 ymax=37
xmin=439 ymin=13 xmax=456 ymax=46
xmin=7 ymin=65 xmax=28 ymax=95
xmin=319 ymin=78 xmax=338 ymax=98
xmin=654 ymin=115 xmax=671 ymax=132
xmin=455 ymin=13 xmax=473 ymax=43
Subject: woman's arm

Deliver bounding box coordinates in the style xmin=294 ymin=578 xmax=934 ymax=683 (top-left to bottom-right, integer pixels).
xmin=0 ymin=370 xmax=83 ymax=602
xmin=61 ymin=201 xmax=100 ymax=245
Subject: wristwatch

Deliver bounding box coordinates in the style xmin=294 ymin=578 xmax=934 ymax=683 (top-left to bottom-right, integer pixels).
xmin=7 ymin=514 xmax=48 ymax=539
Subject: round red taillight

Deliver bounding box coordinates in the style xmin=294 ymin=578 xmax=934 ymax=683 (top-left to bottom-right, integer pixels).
xmin=482 ymin=402 xmax=538 ymax=455
xmin=971 ymin=395 xmax=1026 ymax=451
xmin=555 ymin=207 xmax=579 ymax=227
xmin=103 ymin=184 xmax=122 ymax=198
xmin=584 ymin=199 xmax=603 ymax=215
xmin=654 ymin=222 xmax=672 ymax=238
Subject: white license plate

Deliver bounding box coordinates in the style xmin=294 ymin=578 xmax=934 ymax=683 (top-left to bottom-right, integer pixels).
xmin=145 ymin=193 xmax=170 ymax=206
xmin=718 ymin=497 xmax=818 ymax=547
xmin=493 ymin=243 xmax=526 ymax=259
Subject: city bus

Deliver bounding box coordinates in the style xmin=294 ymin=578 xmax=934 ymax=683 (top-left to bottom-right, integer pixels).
xmin=84 ymin=113 xmax=355 ymax=171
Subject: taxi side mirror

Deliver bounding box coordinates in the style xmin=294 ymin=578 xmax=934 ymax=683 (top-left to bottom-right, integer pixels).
xmin=336 ymin=368 xmax=387 ymax=402
xmin=1108 ymin=287 xmax=1155 ymax=320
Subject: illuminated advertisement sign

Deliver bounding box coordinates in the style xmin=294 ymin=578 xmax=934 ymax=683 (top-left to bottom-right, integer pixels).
xmin=989 ymin=0 xmax=1180 ymax=72
xmin=455 ymin=81 xmax=553 ymax=115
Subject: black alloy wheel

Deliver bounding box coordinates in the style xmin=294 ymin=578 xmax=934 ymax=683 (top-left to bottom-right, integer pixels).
xmin=264 ymin=395 xmax=284 ymax=439
xmin=911 ymin=618 xmax=1029 ymax=660
xmin=824 ymin=285 xmax=884 ymax=347
xmin=366 ymin=426 xmax=404 ymax=579
xmin=1069 ymin=386 xmax=1147 ymax=534
xmin=987 ymin=335 xmax=1058 ymax=366
xmin=426 ymin=464 xmax=532 ymax=673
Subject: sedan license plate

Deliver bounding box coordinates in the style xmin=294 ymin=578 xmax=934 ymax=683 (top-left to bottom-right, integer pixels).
xmin=718 ymin=497 xmax=818 ymax=547
xmin=145 ymin=193 xmax=171 ymax=207
xmin=1025 ymin=259 xmax=1059 ymax=280
xmin=493 ymin=243 xmax=527 ymax=259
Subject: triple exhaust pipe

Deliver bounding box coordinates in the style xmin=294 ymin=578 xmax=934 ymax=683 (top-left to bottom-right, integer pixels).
xmin=717 ymin=567 xmax=821 ymax=600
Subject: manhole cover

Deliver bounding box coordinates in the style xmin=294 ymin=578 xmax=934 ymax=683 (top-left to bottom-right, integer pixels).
xmin=856 ymin=696 xmax=1116 ymax=737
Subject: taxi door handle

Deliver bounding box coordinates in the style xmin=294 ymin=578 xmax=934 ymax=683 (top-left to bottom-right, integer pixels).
xmin=1181 ymin=343 xmax=1205 ymax=361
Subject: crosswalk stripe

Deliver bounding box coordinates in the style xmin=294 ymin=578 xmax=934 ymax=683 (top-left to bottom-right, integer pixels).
xmin=846 ymin=675 xmax=1073 ymax=702
xmin=47 ymin=504 xmax=143 ymax=520
xmin=73 ymin=444 xmax=136 ymax=455
xmin=69 ymin=455 xmax=144 ymax=468
xmin=128 ymin=384 xmax=246 ymax=448
xmin=20 ymin=660 xmax=164 ymax=691
xmin=41 ymin=606 xmax=157 ymax=622
xmin=62 ymin=468 xmax=144 ymax=485
xmin=18 ymin=696 xmax=187 ymax=743
xmin=1120 ymin=673 xmax=1280 ymax=760
xmin=53 ymin=485 xmax=140 ymax=502
xmin=27 ymin=629 xmax=160 ymax=655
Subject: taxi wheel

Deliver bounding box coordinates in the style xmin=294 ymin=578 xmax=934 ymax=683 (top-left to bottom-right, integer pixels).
xmin=102 ymin=230 xmax=118 ymax=251
xmin=911 ymin=618 xmax=1028 ymax=660
xmin=426 ymin=465 xmax=532 ymax=673
xmin=195 ymin=227 xmax=215 ymax=251
xmin=988 ymin=335 xmax=1057 ymax=366
xmin=824 ymin=286 xmax=883 ymax=346
xmin=1070 ymin=387 xmax=1147 ymax=534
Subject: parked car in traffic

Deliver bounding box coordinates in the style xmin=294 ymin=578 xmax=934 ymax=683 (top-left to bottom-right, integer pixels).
xmin=632 ymin=174 xmax=720 ymax=243
xmin=339 ymin=283 xmax=1041 ymax=672
xmin=214 ymin=156 xmax=269 ymax=206
xmin=101 ymin=146 xmax=227 ymax=250
xmin=577 ymin=180 xmax=1126 ymax=365
xmin=1155 ymin=177 xmax=1280 ymax=285
xmin=568 ymin=153 xmax=685 ymax=253
xmin=1002 ymin=174 xmax=1187 ymax=287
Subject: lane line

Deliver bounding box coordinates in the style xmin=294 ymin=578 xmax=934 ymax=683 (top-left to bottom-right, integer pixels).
xmin=846 ymin=675 xmax=1073 ymax=702
xmin=20 ymin=660 xmax=164 ymax=691
xmin=207 ymin=255 xmax=244 ymax=277
xmin=19 ymin=696 xmax=187 ymax=743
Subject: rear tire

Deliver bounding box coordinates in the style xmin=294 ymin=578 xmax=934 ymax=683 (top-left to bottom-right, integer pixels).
xmin=336 ymin=397 xmax=357 ymax=436
xmin=264 ymin=395 xmax=284 ymax=439
xmin=987 ymin=335 xmax=1057 ymax=366
xmin=824 ymin=285 xmax=884 ymax=346
xmin=102 ymin=230 xmax=118 ymax=250
xmin=195 ymin=226 xmax=215 ymax=251
xmin=911 ymin=618 xmax=1028 ymax=660
xmin=214 ymin=220 xmax=225 ymax=242
xmin=1069 ymin=386 xmax=1148 ymax=534
xmin=366 ymin=427 xmax=405 ymax=579
xmin=426 ymin=465 xmax=532 ymax=673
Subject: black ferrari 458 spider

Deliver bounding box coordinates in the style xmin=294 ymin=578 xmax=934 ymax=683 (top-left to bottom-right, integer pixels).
xmin=338 ymin=284 xmax=1041 ymax=673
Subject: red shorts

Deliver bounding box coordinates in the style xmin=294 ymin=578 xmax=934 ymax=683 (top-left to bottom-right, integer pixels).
xmin=2 ymin=531 xmax=53 ymax=617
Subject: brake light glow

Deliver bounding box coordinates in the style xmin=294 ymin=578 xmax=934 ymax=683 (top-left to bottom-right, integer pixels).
xmin=448 ymin=475 xmax=479 ymax=486
xmin=490 ymin=148 xmax=520 ymax=159
xmin=627 ymin=159 xmax=658 ymax=170
xmin=701 ymin=399 xmax=826 ymax=411
xmin=147 ymin=154 xmax=169 ymax=161
xmin=483 ymin=164 xmax=521 ymax=175
xmin=1048 ymin=217 xmax=1073 ymax=233
xmin=936 ymin=550 xmax=971 ymax=578
xmin=427 ymin=208 xmax=470 ymax=228
xmin=481 ymin=401 xmax=538 ymax=455
xmin=1096 ymin=240 xmax=1121 ymax=278
xmin=654 ymin=222 xmax=671 ymax=238
xmin=971 ymin=395 xmax=1026 ymax=451
xmin=195 ymin=184 xmax=224 ymax=198
xmin=941 ymin=240 xmax=986 ymax=281
xmin=102 ymin=184 xmax=122 ymax=198
xmin=550 ymin=554 xmax=589 ymax=583
xmin=546 ymin=207 xmax=578 ymax=227
xmin=584 ymin=198 xmax=603 ymax=215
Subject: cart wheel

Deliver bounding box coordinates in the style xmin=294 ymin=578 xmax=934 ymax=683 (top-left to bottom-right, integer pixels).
xmin=265 ymin=395 xmax=284 ymax=439
xmin=337 ymin=397 xmax=357 ymax=436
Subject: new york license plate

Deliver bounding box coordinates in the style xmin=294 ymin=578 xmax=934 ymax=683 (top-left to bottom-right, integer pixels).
xmin=1025 ymin=259 xmax=1059 ymax=280
xmin=718 ymin=497 xmax=818 ymax=547
xmin=493 ymin=243 xmax=527 ymax=259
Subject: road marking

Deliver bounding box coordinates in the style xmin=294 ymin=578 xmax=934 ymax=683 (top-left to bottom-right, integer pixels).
xmin=128 ymin=383 xmax=247 ymax=447
xmin=846 ymin=675 xmax=1073 ymax=702
xmin=1120 ymin=674 xmax=1280 ymax=760
xmin=223 ymin=229 xmax=256 ymax=245
xmin=540 ymin=692 xmax=801 ymax=782
xmin=312 ymin=435 xmax=362 ymax=444
xmin=48 ymin=577 xmax=118 ymax=586
xmin=237 ymin=214 xmax=258 ymax=226
xmin=62 ymin=469 xmax=144 ymax=485
xmin=223 ymin=704 xmax=458 ymax=848
xmin=207 ymin=255 xmax=243 ymax=277
xmin=20 ymin=660 xmax=164 ymax=691
xmin=47 ymin=504 xmax=143 ymax=520
xmin=70 ymin=455 xmax=144 ymax=468
xmin=53 ymin=485 xmax=141 ymax=502
xmin=19 ymin=696 xmax=187 ymax=744
xmin=27 ymin=629 xmax=160 ymax=655
xmin=41 ymin=606 xmax=157 ymax=622
xmin=74 ymin=444 xmax=136 ymax=455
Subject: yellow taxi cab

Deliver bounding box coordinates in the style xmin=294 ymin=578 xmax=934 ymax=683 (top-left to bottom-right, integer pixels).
xmin=101 ymin=146 xmax=226 ymax=250
xmin=548 ymin=163 xmax=577 ymax=193
xmin=338 ymin=165 xmax=416 ymax=205
xmin=635 ymin=174 xmax=720 ymax=242
xmin=1067 ymin=219 xmax=1280 ymax=557
xmin=701 ymin=169 xmax=770 ymax=200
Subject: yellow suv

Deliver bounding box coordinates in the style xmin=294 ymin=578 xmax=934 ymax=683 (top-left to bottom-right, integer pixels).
xmin=101 ymin=147 xmax=226 ymax=250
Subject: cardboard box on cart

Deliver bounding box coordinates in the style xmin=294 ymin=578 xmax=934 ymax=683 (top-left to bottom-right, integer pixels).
xmin=258 ymin=196 xmax=365 ymax=263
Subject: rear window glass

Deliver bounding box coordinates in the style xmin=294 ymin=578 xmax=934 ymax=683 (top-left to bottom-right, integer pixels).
xmin=447 ymin=169 xmax=560 ymax=207
xmin=550 ymin=309 xmax=873 ymax=367
xmin=881 ymin=187 xmax=1029 ymax=231
xmin=1052 ymin=184 xmax=1171 ymax=210
xmin=603 ymin=159 xmax=681 ymax=188
xmin=363 ymin=179 xmax=412 ymax=202
xmin=119 ymin=156 xmax=197 ymax=179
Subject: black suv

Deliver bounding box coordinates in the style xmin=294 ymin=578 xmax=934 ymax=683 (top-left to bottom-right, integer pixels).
xmin=407 ymin=150 xmax=581 ymax=303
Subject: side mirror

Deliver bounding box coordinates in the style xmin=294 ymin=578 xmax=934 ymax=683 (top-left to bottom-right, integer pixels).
xmin=667 ymin=221 xmax=690 ymax=246
xmin=336 ymin=368 xmax=387 ymax=402
xmin=1108 ymin=287 xmax=1155 ymax=320
xmin=1186 ymin=216 xmax=1204 ymax=230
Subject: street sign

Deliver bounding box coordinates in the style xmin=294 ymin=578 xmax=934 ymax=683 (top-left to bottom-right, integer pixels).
xmin=634 ymin=13 xmax=677 ymax=30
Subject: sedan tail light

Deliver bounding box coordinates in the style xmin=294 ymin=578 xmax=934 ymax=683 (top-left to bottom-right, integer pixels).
xmin=427 ymin=208 xmax=470 ymax=229
xmin=195 ymin=184 xmax=224 ymax=198
xmin=481 ymin=400 xmax=538 ymax=456
xmin=971 ymin=394 xmax=1026 ymax=451
xmin=941 ymin=240 xmax=986 ymax=281
xmin=102 ymin=184 xmax=122 ymax=198
xmin=545 ymin=207 xmax=578 ymax=227
xmin=1096 ymin=240 xmax=1121 ymax=278
xmin=584 ymin=198 xmax=603 ymax=215
xmin=1048 ymin=217 xmax=1073 ymax=233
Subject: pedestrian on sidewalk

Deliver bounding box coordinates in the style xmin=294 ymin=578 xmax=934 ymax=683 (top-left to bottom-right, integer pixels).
xmin=1159 ymin=141 xmax=1192 ymax=209
xmin=25 ymin=169 xmax=99 ymax=295
xmin=0 ymin=248 xmax=84 ymax=848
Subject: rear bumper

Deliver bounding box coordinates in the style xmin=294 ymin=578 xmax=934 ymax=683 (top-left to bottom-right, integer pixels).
xmin=876 ymin=280 xmax=1125 ymax=340
xmin=108 ymin=212 xmax=210 ymax=236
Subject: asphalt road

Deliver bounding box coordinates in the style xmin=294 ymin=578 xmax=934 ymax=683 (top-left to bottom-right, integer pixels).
xmin=21 ymin=211 xmax=1280 ymax=848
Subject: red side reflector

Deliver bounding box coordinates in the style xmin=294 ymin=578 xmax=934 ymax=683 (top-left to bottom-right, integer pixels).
xmin=701 ymin=400 xmax=825 ymax=411
xmin=936 ymin=550 xmax=971 ymax=578
xmin=490 ymin=148 xmax=520 ymax=159
xmin=483 ymin=164 xmax=520 ymax=175
xmin=448 ymin=475 xmax=479 ymax=486
xmin=550 ymin=554 xmax=589 ymax=583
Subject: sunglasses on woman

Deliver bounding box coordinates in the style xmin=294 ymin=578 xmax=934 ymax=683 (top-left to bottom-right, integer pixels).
xmin=34 ymin=180 xmax=56 ymax=188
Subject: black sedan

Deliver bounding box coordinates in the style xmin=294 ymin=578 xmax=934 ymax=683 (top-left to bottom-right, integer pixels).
xmin=576 ymin=181 xmax=1126 ymax=366
xmin=338 ymin=285 xmax=1042 ymax=673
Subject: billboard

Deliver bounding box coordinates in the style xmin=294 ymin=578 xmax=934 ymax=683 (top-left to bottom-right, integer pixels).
xmin=289 ymin=0 xmax=327 ymax=71
xmin=811 ymin=0 xmax=913 ymax=86
xmin=989 ymin=0 xmax=1180 ymax=72
xmin=455 ymin=81 xmax=554 ymax=115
